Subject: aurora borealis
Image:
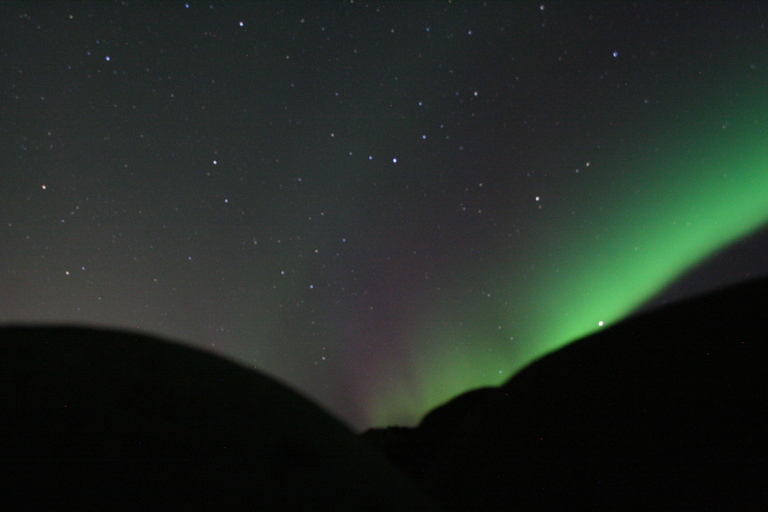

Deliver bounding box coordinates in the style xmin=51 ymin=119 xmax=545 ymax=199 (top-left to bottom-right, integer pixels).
xmin=372 ymin=97 xmax=768 ymax=426
xmin=2 ymin=1 xmax=768 ymax=431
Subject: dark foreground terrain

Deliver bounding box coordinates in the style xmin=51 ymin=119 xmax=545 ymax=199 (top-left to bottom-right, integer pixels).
xmin=3 ymin=277 xmax=767 ymax=511
xmin=0 ymin=326 xmax=439 ymax=511
xmin=363 ymin=277 xmax=768 ymax=510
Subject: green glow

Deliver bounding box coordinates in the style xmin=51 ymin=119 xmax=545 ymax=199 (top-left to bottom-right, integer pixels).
xmin=367 ymin=98 xmax=768 ymax=428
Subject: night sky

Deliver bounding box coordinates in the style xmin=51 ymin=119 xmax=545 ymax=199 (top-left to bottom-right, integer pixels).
xmin=3 ymin=1 xmax=768 ymax=431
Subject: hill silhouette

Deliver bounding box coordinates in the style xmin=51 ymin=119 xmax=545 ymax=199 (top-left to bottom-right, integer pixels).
xmin=362 ymin=277 xmax=768 ymax=510
xmin=4 ymin=277 xmax=767 ymax=510
xmin=0 ymin=326 xmax=440 ymax=511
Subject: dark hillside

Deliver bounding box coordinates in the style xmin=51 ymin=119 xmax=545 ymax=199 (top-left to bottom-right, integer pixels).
xmin=363 ymin=277 xmax=768 ymax=510
xmin=0 ymin=326 xmax=440 ymax=511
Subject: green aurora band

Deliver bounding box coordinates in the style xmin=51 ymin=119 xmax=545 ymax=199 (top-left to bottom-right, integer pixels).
xmin=366 ymin=92 xmax=768 ymax=428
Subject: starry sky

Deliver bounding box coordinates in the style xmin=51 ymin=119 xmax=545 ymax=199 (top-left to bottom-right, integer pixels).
xmin=3 ymin=1 xmax=768 ymax=431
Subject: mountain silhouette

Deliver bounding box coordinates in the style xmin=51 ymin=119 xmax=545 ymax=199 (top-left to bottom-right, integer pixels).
xmin=4 ymin=276 xmax=767 ymax=510
xmin=362 ymin=277 xmax=768 ymax=510
xmin=0 ymin=326 xmax=440 ymax=511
